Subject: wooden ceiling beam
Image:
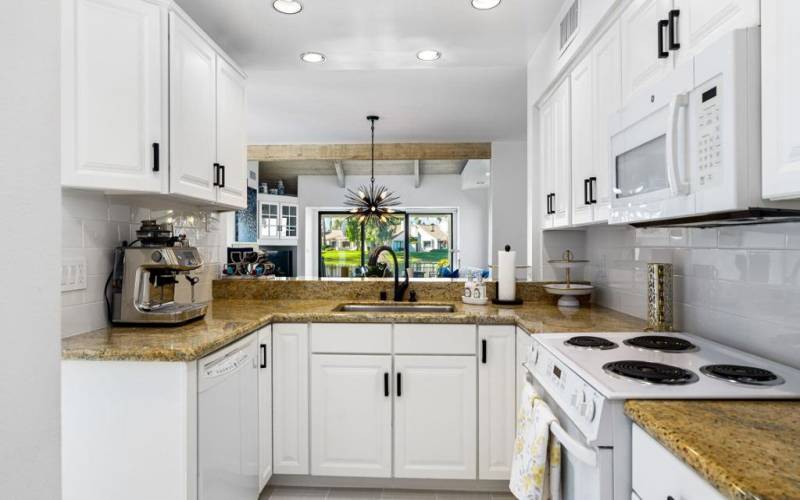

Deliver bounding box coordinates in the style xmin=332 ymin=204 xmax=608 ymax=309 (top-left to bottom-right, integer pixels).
xmin=248 ymin=143 xmax=492 ymax=162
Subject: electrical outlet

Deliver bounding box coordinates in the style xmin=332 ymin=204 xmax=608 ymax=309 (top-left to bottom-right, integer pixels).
xmin=62 ymin=257 xmax=88 ymax=292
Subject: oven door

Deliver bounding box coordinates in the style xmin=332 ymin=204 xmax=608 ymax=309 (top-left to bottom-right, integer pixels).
xmin=527 ymin=376 xmax=614 ymax=500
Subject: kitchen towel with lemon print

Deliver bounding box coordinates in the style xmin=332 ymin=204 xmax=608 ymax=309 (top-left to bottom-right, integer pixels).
xmin=509 ymin=380 xmax=561 ymax=500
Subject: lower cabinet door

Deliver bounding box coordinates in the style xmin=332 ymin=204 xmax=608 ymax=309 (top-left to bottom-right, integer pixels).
xmin=272 ymin=324 xmax=309 ymax=475
xmin=478 ymin=326 xmax=516 ymax=480
xmin=394 ymin=355 xmax=477 ymax=480
xmin=257 ymin=327 xmax=273 ymax=490
xmin=310 ymin=355 xmax=392 ymax=478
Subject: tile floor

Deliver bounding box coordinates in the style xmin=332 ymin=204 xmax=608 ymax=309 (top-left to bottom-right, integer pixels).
xmin=260 ymin=486 xmax=514 ymax=500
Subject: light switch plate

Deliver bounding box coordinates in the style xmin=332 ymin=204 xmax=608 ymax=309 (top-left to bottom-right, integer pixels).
xmin=62 ymin=257 xmax=88 ymax=292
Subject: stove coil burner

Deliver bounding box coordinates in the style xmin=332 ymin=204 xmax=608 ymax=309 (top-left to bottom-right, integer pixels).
xmin=564 ymin=336 xmax=618 ymax=350
xmin=603 ymin=361 xmax=699 ymax=385
xmin=623 ymin=335 xmax=698 ymax=352
xmin=700 ymin=364 xmax=785 ymax=386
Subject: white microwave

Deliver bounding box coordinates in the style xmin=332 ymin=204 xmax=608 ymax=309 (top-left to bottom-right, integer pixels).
xmin=608 ymin=28 xmax=763 ymax=225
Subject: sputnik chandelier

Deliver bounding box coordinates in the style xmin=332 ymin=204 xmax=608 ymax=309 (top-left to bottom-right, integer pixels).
xmin=344 ymin=115 xmax=401 ymax=225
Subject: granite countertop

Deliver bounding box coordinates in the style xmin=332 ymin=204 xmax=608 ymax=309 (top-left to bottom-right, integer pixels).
xmin=626 ymin=400 xmax=800 ymax=500
xmin=61 ymin=299 xmax=646 ymax=361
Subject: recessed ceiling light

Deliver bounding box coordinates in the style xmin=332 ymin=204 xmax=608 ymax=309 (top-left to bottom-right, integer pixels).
xmin=471 ymin=0 xmax=501 ymax=10
xmin=416 ymin=49 xmax=441 ymax=62
xmin=273 ymin=0 xmax=302 ymax=15
xmin=300 ymin=51 xmax=325 ymax=63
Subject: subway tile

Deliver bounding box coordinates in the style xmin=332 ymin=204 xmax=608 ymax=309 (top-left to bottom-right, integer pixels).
xmin=62 ymin=216 xmax=83 ymax=249
xmin=719 ymin=225 xmax=787 ymax=249
xmin=667 ymin=228 xmax=688 ymax=247
xmin=62 ymin=303 xmax=93 ymax=337
xmin=61 ymin=289 xmax=85 ymax=307
xmin=748 ymin=251 xmax=784 ymax=285
xmin=109 ymin=203 xmax=132 ymax=223
xmin=83 ymin=219 xmax=118 ymax=249
xmin=687 ymin=227 xmax=718 ymax=248
xmin=783 ymin=251 xmax=800 ymax=287
xmin=132 ymin=207 xmax=151 ymax=224
xmin=635 ymin=228 xmax=669 ymax=247
xmin=62 ymin=190 xmax=108 ymax=220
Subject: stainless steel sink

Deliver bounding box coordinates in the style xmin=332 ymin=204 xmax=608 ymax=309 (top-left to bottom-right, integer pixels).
xmin=334 ymin=303 xmax=456 ymax=313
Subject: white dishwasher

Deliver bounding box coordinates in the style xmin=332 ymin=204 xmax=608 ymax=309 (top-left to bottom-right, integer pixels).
xmin=198 ymin=334 xmax=259 ymax=500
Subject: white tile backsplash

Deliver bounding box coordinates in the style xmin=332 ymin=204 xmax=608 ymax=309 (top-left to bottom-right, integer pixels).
xmin=585 ymin=222 xmax=800 ymax=369
xmin=60 ymin=191 xmax=227 ymax=338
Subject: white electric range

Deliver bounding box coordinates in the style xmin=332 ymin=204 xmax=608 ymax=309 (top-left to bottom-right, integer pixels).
xmin=522 ymin=331 xmax=800 ymax=500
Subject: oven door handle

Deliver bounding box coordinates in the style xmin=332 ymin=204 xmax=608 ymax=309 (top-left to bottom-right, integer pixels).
xmin=523 ymin=363 xmax=599 ymax=467
xmin=666 ymin=92 xmax=690 ymax=196
xmin=549 ymin=420 xmax=598 ymax=467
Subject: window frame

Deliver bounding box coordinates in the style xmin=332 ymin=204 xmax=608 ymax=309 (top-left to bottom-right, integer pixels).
xmin=317 ymin=210 xmax=456 ymax=278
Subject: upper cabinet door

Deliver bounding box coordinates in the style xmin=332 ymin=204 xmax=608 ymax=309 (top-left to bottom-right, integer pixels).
xmin=169 ymin=11 xmax=217 ymax=203
xmin=570 ymin=56 xmax=595 ymax=226
xmin=215 ymin=56 xmax=248 ymax=209
xmin=62 ymin=0 xmax=165 ymax=192
xmin=672 ymin=0 xmax=759 ymax=66
xmin=539 ymin=99 xmax=555 ymax=229
xmin=762 ymin=0 xmax=800 ymax=200
xmin=551 ymin=78 xmax=572 ymax=228
xmin=591 ymin=20 xmax=622 ymax=222
xmin=620 ymin=0 xmax=674 ymax=103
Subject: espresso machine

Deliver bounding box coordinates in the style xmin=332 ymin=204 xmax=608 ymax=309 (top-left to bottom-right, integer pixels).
xmin=109 ymin=221 xmax=208 ymax=325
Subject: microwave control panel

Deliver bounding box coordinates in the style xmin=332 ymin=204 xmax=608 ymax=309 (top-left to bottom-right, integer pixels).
xmin=696 ymin=83 xmax=722 ymax=188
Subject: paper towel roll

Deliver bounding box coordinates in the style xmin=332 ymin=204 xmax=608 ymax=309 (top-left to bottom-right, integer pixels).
xmin=497 ymin=246 xmax=516 ymax=302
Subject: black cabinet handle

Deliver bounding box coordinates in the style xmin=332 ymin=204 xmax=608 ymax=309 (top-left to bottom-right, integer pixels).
xmin=589 ymin=176 xmax=597 ymax=204
xmin=396 ymin=372 xmax=402 ymax=397
xmin=658 ymin=19 xmax=669 ymax=59
xmin=668 ymin=10 xmax=680 ymax=50
xmin=213 ymin=163 xmax=220 ymax=186
xmin=550 ymin=193 xmax=556 ymax=214
xmin=546 ymin=194 xmax=551 ymax=215
xmin=384 ymin=372 xmax=389 ymax=397
xmin=260 ymin=344 xmax=267 ymax=368
xmin=220 ymin=164 xmax=226 ymax=188
xmin=152 ymin=143 xmax=160 ymax=172
xmin=584 ymin=179 xmax=591 ymax=205
xmin=481 ymin=339 xmax=487 ymax=364
xmin=545 ymin=194 xmax=550 ymax=215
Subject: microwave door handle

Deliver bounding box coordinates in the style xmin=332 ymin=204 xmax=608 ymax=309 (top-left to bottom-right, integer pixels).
xmin=666 ymin=93 xmax=690 ymax=195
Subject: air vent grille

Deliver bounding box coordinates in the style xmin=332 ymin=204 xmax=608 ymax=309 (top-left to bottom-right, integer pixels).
xmin=559 ymin=0 xmax=580 ymax=53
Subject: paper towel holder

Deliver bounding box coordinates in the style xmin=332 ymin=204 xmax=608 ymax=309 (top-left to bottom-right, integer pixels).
xmin=491 ymin=244 xmax=525 ymax=306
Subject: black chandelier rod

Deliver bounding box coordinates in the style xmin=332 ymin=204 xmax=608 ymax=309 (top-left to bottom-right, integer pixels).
xmin=367 ymin=115 xmax=379 ymax=184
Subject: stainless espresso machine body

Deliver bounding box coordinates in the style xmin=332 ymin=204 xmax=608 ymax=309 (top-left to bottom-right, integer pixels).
xmin=110 ymin=222 xmax=208 ymax=325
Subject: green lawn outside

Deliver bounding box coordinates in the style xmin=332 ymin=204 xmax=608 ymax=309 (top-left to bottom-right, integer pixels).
xmin=321 ymin=248 xmax=449 ymax=266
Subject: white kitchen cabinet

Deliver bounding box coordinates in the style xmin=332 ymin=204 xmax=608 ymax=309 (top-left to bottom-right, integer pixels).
xmin=632 ymin=424 xmax=725 ymax=500
xmin=168 ymin=11 xmax=217 ymax=204
xmin=394 ymin=355 xmax=477 ymax=480
xmin=215 ymin=56 xmax=248 ymax=209
xmin=570 ymin=55 xmax=595 ymax=226
xmin=272 ymin=323 xmax=309 ymax=475
xmin=591 ymin=21 xmax=622 ymax=223
xmin=61 ymin=0 xmax=166 ymax=193
xmin=620 ymin=0 xmax=674 ymax=103
xmin=257 ymin=327 xmax=272 ymax=491
xmin=515 ymin=328 xmax=534 ymax=415
xmin=762 ymin=0 xmax=800 ymax=200
xmin=258 ymin=195 xmax=299 ymax=245
xmin=310 ymin=355 xmax=392 ymax=478
xmin=478 ymin=326 xmax=516 ymax=480
xmin=571 ymin=21 xmax=622 ymax=226
xmin=673 ymin=0 xmax=759 ymax=66
xmin=539 ymin=77 xmax=571 ymax=229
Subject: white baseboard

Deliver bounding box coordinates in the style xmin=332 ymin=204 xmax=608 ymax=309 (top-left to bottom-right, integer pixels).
xmin=268 ymin=475 xmax=509 ymax=492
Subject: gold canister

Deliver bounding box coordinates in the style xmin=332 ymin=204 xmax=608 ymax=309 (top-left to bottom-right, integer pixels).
xmin=647 ymin=263 xmax=673 ymax=332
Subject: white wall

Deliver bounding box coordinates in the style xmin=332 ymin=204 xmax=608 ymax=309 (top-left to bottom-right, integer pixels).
xmin=297 ymin=174 xmax=489 ymax=276
xmin=61 ymin=191 xmax=228 ymax=337
xmin=0 ymin=1 xmax=62 ymax=498
xmin=585 ymin=224 xmax=800 ymax=369
xmin=489 ymin=141 xmax=527 ymax=273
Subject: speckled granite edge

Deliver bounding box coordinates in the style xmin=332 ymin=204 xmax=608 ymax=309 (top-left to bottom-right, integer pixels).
xmin=626 ymin=400 xmax=800 ymax=500
xmin=62 ymin=299 xmax=645 ymax=362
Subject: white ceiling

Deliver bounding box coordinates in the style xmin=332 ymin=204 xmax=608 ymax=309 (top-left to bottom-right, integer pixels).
xmin=176 ymin=0 xmax=564 ymax=143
